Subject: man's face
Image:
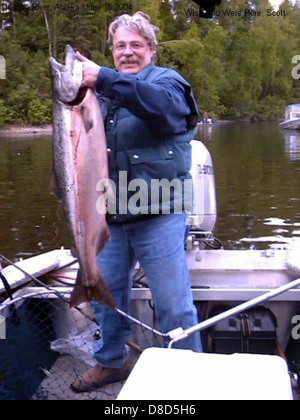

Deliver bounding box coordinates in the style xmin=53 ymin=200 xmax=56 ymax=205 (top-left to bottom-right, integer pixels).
xmin=112 ymin=26 xmax=155 ymax=74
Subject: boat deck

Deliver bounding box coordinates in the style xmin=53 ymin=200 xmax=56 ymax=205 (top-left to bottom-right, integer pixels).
xmin=32 ymin=349 xmax=140 ymax=400
xmin=1 ymin=247 xmax=300 ymax=400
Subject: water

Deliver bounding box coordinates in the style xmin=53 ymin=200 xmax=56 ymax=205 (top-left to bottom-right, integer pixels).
xmin=0 ymin=122 xmax=300 ymax=260
xmin=197 ymin=122 xmax=300 ymax=249
xmin=0 ymin=135 xmax=70 ymax=260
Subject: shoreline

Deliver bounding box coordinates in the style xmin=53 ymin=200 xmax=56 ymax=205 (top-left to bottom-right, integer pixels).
xmin=0 ymin=118 xmax=279 ymax=137
xmin=0 ymin=123 xmax=53 ymax=137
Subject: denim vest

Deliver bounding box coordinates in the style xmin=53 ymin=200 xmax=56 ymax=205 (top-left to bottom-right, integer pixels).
xmin=98 ymin=63 xmax=198 ymax=223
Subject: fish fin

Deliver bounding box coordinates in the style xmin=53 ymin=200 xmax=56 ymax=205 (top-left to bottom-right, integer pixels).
xmin=70 ymin=246 xmax=78 ymax=259
xmin=69 ymin=271 xmax=89 ymax=308
xmin=50 ymin=169 xmax=61 ymax=199
xmin=69 ymin=269 xmax=115 ymax=309
xmin=82 ymin=104 xmax=93 ymax=132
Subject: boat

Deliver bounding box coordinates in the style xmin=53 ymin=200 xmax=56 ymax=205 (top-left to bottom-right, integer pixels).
xmin=280 ymin=104 xmax=300 ymax=130
xmin=1 ymin=140 xmax=300 ymax=400
xmin=197 ymin=118 xmax=213 ymax=127
xmin=1 ymin=245 xmax=300 ymax=400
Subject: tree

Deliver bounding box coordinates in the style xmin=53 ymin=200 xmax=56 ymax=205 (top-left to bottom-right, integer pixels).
xmin=0 ymin=0 xmax=300 ymax=123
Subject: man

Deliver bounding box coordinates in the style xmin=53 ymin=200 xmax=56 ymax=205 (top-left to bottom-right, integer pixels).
xmin=71 ymin=11 xmax=202 ymax=393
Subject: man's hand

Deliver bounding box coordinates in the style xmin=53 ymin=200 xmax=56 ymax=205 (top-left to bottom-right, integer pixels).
xmin=76 ymin=51 xmax=101 ymax=89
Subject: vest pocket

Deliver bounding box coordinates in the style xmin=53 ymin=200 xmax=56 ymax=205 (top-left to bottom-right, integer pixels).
xmin=127 ymin=146 xmax=177 ymax=183
xmin=114 ymin=146 xmax=178 ymax=217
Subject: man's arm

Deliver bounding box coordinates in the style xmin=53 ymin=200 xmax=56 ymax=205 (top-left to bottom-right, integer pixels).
xmin=96 ymin=67 xmax=191 ymax=134
xmin=76 ymin=52 xmax=193 ymax=134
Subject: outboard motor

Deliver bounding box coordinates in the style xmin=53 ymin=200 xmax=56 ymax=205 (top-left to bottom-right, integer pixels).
xmin=187 ymin=140 xmax=219 ymax=249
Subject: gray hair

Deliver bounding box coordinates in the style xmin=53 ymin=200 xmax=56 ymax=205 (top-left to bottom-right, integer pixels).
xmin=108 ymin=11 xmax=159 ymax=49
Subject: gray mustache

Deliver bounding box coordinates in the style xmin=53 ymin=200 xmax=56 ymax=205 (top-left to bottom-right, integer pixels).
xmin=119 ymin=57 xmax=139 ymax=64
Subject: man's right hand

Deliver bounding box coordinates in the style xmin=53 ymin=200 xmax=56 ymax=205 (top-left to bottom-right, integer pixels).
xmin=76 ymin=51 xmax=101 ymax=89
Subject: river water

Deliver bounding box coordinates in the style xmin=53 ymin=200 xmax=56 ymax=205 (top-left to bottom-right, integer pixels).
xmin=0 ymin=122 xmax=300 ymax=260
xmin=197 ymin=121 xmax=300 ymax=250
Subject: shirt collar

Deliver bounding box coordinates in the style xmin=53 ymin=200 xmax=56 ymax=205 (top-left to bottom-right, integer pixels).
xmin=135 ymin=61 xmax=155 ymax=80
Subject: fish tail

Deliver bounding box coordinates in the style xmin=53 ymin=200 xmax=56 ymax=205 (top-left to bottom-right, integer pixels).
xmin=69 ymin=269 xmax=115 ymax=309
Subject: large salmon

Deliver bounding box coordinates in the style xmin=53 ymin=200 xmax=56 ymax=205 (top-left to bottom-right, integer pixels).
xmin=50 ymin=45 xmax=115 ymax=309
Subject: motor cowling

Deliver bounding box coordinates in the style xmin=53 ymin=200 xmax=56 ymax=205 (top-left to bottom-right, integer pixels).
xmin=188 ymin=140 xmax=217 ymax=232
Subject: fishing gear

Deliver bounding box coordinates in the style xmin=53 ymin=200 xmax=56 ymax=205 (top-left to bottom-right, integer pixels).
xmin=0 ymin=253 xmax=168 ymax=342
xmin=0 ymin=253 xmax=96 ymax=325
xmin=0 ymin=268 xmax=20 ymax=325
xmin=168 ymin=276 xmax=300 ymax=348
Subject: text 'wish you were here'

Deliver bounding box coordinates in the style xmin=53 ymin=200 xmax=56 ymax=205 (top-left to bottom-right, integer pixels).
xmin=184 ymin=7 xmax=286 ymax=18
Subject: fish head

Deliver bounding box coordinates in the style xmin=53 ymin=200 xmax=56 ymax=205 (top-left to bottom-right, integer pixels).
xmin=50 ymin=44 xmax=83 ymax=103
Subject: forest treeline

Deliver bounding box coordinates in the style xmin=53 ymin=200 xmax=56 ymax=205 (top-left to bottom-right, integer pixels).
xmin=0 ymin=0 xmax=300 ymax=124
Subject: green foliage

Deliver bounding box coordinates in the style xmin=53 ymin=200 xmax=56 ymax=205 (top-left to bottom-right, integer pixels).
xmin=0 ymin=0 xmax=300 ymax=123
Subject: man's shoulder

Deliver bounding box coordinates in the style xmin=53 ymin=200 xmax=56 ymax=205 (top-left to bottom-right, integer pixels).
xmin=149 ymin=65 xmax=189 ymax=85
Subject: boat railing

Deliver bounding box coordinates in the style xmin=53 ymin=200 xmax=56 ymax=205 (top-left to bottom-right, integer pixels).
xmin=167 ymin=277 xmax=300 ymax=348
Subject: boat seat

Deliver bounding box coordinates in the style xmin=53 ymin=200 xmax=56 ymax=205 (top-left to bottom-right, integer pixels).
xmin=118 ymin=347 xmax=293 ymax=400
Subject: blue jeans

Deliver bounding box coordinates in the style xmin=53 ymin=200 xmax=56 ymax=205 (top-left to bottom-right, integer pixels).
xmin=92 ymin=213 xmax=202 ymax=368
